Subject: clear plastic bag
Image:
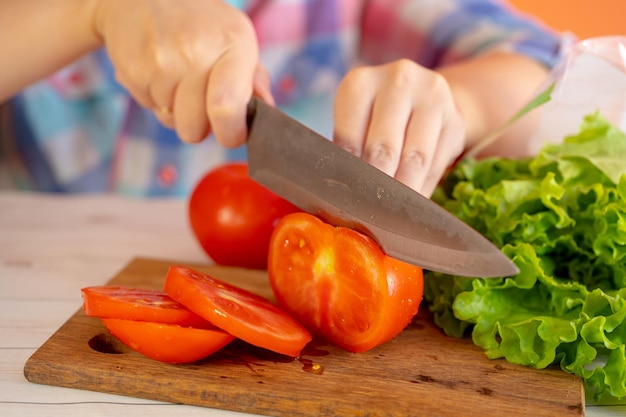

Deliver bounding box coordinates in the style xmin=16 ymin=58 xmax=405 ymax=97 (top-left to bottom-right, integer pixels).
xmin=469 ymin=36 xmax=626 ymax=157
xmin=533 ymin=36 xmax=626 ymax=146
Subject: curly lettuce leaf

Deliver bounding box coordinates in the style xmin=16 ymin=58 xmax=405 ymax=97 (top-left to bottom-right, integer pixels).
xmin=425 ymin=112 xmax=626 ymax=401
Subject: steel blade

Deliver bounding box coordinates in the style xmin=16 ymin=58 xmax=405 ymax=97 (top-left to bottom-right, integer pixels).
xmin=246 ymin=98 xmax=519 ymax=278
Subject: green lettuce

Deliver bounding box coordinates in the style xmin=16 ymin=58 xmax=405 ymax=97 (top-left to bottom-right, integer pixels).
xmin=425 ymin=112 xmax=626 ymax=402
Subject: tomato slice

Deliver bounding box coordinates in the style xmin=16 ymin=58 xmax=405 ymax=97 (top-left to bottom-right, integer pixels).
xmin=268 ymin=212 xmax=424 ymax=353
xmin=81 ymin=286 xmax=210 ymax=328
xmin=101 ymin=318 xmax=234 ymax=364
xmin=163 ymin=266 xmax=312 ymax=357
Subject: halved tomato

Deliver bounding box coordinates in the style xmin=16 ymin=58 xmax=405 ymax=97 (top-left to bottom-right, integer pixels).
xmin=81 ymin=286 xmax=209 ymax=328
xmin=267 ymin=212 xmax=424 ymax=353
xmin=163 ymin=266 xmax=312 ymax=357
xmin=101 ymin=318 xmax=234 ymax=364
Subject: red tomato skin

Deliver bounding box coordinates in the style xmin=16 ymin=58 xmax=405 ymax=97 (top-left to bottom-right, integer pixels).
xmin=101 ymin=318 xmax=235 ymax=364
xmin=268 ymin=212 xmax=424 ymax=353
xmin=164 ymin=266 xmax=312 ymax=357
xmin=188 ymin=162 xmax=300 ymax=270
xmin=81 ymin=286 xmax=210 ymax=328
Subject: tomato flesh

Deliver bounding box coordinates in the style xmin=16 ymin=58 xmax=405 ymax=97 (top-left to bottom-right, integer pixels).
xmin=164 ymin=266 xmax=312 ymax=357
xmin=81 ymin=286 xmax=210 ymax=328
xmin=101 ymin=318 xmax=234 ymax=364
xmin=188 ymin=162 xmax=300 ymax=269
xmin=268 ymin=212 xmax=424 ymax=353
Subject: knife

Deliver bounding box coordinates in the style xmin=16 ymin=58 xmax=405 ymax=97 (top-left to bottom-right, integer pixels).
xmin=245 ymin=97 xmax=518 ymax=278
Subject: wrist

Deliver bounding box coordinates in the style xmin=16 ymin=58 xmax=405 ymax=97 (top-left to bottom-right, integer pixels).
xmin=438 ymin=52 xmax=550 ymax=157
xmin=436 ymin=69 xmax=485 ymax=151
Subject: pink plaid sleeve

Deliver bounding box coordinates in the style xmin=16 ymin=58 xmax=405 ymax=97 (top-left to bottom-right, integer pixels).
xmin=359 ymin=0 xmax=563 ymax=69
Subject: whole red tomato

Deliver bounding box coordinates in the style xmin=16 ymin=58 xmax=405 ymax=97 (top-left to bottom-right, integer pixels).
xmin=189 ymin=162 xmax=300 ymax=269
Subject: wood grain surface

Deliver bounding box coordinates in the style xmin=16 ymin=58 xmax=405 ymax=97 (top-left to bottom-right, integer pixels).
xmin=24 ymin=257 xmax=585 ymax=417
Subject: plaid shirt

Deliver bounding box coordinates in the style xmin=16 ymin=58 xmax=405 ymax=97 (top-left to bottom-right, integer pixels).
xmin=0 ymin=0 xmax=564 ymax=196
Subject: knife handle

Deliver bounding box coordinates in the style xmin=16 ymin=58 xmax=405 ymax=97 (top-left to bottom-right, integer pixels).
xmin=245 ymin=97 xmax=260 ymax=132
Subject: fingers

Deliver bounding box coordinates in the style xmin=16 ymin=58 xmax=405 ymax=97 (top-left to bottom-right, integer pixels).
xmin=112 ymin=40 xmax=183 ymax=123
xmin=114 ymin=65 xmax=153 ymax=109
xmin=148 ymin=45 xmax=259 ymax=146
xmin=204 ymin=41 xmax=259 ymax=148
xmin=149 ymin=65 xmax=181 ymax=130
xmin=173 ymin=72 xmax=211 ymax=142
xmin=334 ymin=60 xmax=466 ymax=196
xmin=392 ymin=105 xmax=440 ymax=192
xmin=172 ymin=19 xmax=260 ymax=147
xmin=334 ymin=69 xmax=374 ymax=157
xmin=363 ymin=81 xmax=414 ymax=177
xmin=171 ymin=60 xmax=273 ymax=145
xmin=417 ymin=119 xmax=464 ymax=197
xmin=396 ymin=105 xmax=464 ymax=196
xmin=98 ymin=0 xmax=263 ymax=147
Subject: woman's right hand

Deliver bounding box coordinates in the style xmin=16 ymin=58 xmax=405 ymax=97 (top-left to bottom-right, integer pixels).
xmin=93 ymin=0 xmax=273 ymax=147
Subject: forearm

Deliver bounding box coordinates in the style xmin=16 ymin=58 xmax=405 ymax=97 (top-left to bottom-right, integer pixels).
xmin=437 ymin=51 xmax=550 ymax=158
xmin=0 ymin=0 xmax=101 ymax=101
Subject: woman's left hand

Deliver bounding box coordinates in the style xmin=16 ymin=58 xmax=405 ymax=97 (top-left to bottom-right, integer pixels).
xmin=333 ymin=59 xmax=466 ymax=197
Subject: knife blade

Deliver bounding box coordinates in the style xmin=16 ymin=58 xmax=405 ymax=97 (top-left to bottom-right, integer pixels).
xmin=245 ymin=97 xmax=518 ymax=278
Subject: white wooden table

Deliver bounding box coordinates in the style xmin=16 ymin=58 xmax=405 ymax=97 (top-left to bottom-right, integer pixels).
xmin=0 ymin=191 xmax=623 ymax=417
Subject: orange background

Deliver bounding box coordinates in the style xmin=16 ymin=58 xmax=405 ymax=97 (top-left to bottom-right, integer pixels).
xmin=507 ymin=0 xmax=625 ymax=39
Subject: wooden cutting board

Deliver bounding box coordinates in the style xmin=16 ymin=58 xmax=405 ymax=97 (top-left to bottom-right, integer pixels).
xmin=24 ymin=257 xmax=585 ymax=417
